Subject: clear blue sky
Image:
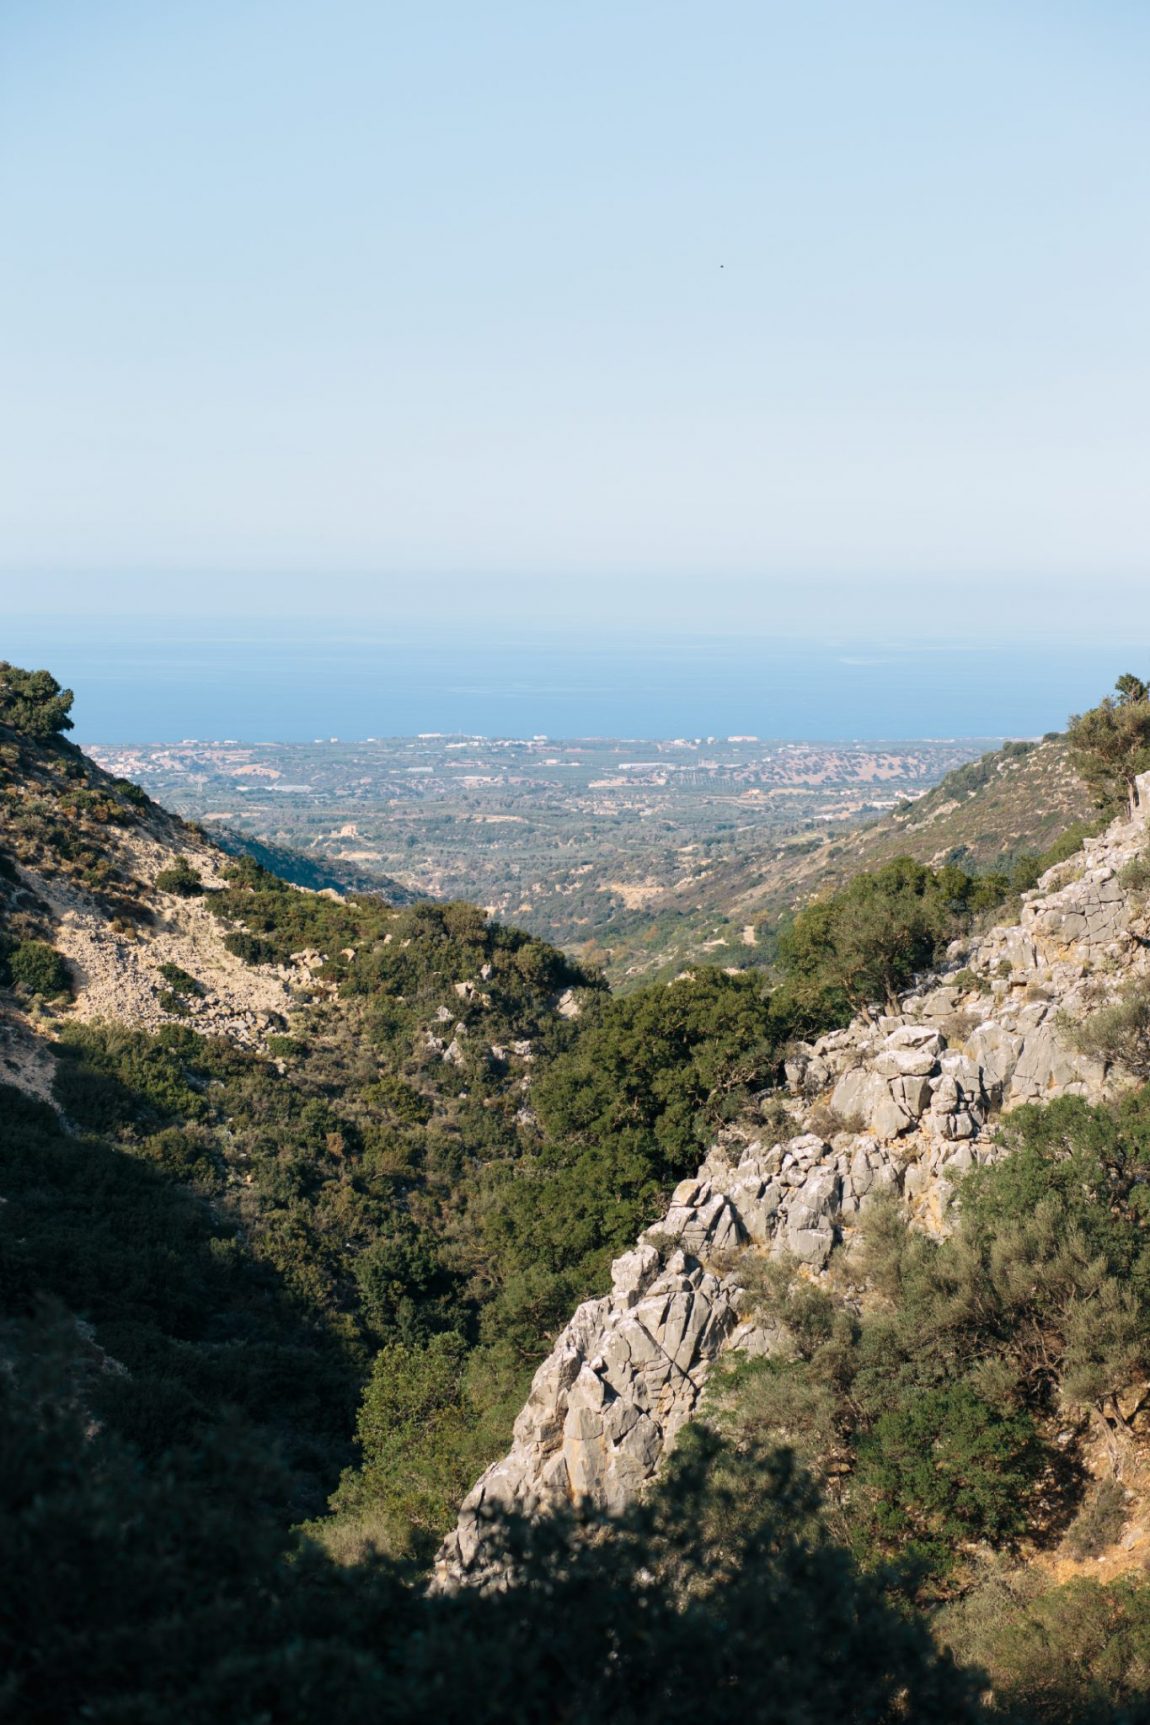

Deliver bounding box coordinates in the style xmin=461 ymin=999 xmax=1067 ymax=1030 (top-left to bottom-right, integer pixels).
xmin=1 ymin=0 xmax=1148 ymax=641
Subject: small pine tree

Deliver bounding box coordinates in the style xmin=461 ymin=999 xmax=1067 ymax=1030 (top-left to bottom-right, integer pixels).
xmin=1068 ymin=676 xmax=1150 ymax=816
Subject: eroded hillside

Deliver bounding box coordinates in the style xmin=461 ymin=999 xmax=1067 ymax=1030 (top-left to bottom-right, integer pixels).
xmin=439 ymin=770 xmax=1150 ymax=1595
xmin=2 ymin=714 xmax=336 ymax=1055
xmin=594 ymin=734 xmax=1098 ymax=983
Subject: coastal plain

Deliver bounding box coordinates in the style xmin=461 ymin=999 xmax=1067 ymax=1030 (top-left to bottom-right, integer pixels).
xmin=91 ymin=734 xmax=994 ymax=981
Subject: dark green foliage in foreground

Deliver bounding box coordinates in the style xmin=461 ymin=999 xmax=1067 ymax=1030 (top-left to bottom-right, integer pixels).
xmin=2 ymin=937 xmax=72 ymax=998
xmin=47 ymin=865 xmax=809 ymax=1554
xmin=719 ymin=1091 xmax=1150 ymax=1590
xmin=0 ymin=660 xmax=74 ymax=737
xmin=0 ymin=1326 xmax=983 ymax=1725
xmin=0 ymin=1085 xmax=357 ymax=1513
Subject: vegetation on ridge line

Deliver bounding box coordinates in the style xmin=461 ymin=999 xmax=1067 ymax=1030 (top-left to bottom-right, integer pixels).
xmin=0 ymin=660 xmax=74 ymax=738
xmin=1068 ymin=672 xmax=1150 ymax=817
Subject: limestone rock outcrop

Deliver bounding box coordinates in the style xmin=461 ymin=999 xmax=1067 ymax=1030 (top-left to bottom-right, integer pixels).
xmin=435 ymin=777 xmax=1150 ymax=1590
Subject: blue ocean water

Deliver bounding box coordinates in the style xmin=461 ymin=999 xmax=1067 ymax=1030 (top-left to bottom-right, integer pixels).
xmin=2 ymin=619 xmax=1143 ymax=745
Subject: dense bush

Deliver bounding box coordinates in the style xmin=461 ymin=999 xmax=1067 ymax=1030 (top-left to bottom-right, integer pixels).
xmin=857 ymin=1384 xmax=1040 ymax=1557
xmin=5 ymin=937 xmax=72 ymax=998
xmin=328 ymin=1331 xmax=481 ymax=1554
xmin=155 ymin=857 xmax=204 ymax=897
xmin=773 ymin=857 xmax=1012 ymax=1027
xmin=158 ymin=961 xmax=202 ymax=996
xmin=534 ymin=967 xmax=784 ymax=1172
xmin=0 ymin=660 xmax=74 ymax=737
xmin=715 ymin=1091 xmax=1150 ymax=1589
xmin=223 ymin=928 xmax=279 ymax=965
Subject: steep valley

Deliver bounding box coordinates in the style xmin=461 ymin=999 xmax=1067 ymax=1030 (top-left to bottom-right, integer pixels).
xmin=91 ymin=733 xmax=1004 ymax=985
xmin=6 ymin=660 xmax=1150 ymax=1722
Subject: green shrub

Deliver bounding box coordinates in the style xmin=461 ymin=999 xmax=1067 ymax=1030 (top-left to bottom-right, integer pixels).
xmin=330 ymin=1331 xmax=479 ymax=1555
xmin=223 ymin=929 xmax=279 ymax=966
xmin=8 ymin=939 xmax=72 ymax=999
xmin=1066 ymin=1477 xmax=1128 ymax=1560
xmin=265 ymin=1034 xmax=304 ymax=1058
xmin=856 ymin=1384 xmax=1041 ymax=1557
xmin=157 ymin=962 xmax=202 ymax=996
xmin=1120 ymin=850 xmax=1150 ymax=894
xmin=773 ymin=857 xmax=1015 ymax=1026
xmin=155 ymin=858 xmax=203 ymax=897
xmin=362 ymin=1073 xmax=433 ymax=1125
xmin=1067 ymin=977 xmax=1150 ymax=1079
xmin=534 ymin=967 xmax=783 ymax=1176
xmin=110 ymin=776 xmax=148 ymax=806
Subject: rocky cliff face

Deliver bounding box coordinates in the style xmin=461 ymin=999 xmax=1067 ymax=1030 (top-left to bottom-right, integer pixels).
xmin=434 ymin=778 xmax=1150 ymax=1590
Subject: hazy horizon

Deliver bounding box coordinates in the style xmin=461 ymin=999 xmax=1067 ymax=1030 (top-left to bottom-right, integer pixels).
xmin=6 ymin=615 xmax=1143 ymax=746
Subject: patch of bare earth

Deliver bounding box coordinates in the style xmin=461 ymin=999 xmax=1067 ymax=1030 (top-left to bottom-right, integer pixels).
xmin=30 ymin=827 xmax=314 ymax=1049
xmin=0 ymin=1009 xmax=58 ymax=1104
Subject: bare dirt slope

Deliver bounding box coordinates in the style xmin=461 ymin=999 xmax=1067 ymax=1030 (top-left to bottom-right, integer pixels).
xmin=0 ymin=723 xmax=322 ymax=1095
xmin=32 ymin=832 xmax=302 ymax=1045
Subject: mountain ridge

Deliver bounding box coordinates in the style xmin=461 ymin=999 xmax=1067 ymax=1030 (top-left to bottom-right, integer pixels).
xmin=590 ymin=733 xmax=1097 ymax=984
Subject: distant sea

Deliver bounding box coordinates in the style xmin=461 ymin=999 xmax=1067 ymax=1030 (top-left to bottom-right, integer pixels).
xmin=3 ymin=619 xmax=1143 ymax=746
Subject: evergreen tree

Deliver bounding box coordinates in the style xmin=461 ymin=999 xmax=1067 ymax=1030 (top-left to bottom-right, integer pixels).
xmin=1068 ymin=676 xmax=1150 ymax=815
xmin=0 ymin=661 xmax=74 ymax=738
